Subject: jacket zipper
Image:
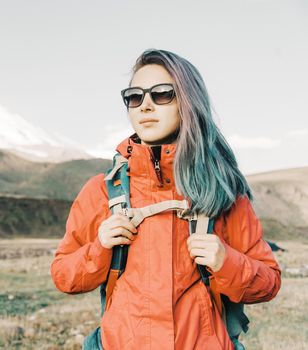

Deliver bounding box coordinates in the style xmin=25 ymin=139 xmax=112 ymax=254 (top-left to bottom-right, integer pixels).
xmin=149 ymin=146 xmax=164 ymax=187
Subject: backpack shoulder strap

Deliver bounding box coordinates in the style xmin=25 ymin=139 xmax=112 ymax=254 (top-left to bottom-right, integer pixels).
xmin=189 ymin=213 xmax=215 ymax=286
xmin=193 ymin=213 xmax=250 ymax=347
xmin=100 ymin=153 xmax=131 ymax=313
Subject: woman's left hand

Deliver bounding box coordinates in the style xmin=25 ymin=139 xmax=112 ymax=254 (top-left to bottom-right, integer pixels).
xmin=186 ymin=234 xmax=226 ymax=272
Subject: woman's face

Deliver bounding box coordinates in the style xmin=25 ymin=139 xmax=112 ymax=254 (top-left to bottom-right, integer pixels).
xmin=128 ymin=64 xmax=181 ymax=146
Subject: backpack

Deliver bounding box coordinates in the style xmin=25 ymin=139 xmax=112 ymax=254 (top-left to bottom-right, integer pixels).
xmin=83 ymin=152 xmax=249 ymax=350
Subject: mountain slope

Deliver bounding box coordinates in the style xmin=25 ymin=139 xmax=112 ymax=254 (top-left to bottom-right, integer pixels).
xmin=0 ymin=104 xmax=93 ymax=163
xmin=247 ymin=166 xmax=308 ymax=228
xmin=0 ymin=149 xmax=112 ymax=200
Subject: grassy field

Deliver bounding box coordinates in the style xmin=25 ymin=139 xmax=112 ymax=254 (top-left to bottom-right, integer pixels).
xmin=0 ymin=239 xmax=307 ymax=349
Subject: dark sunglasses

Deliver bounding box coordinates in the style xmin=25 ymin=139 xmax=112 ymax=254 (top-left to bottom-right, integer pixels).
xmin=121 ymin=83 xmax=176 ymax=108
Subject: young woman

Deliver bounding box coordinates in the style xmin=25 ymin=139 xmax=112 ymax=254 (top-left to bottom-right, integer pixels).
xmin=50 ymin=49 xmax=281 ymax=350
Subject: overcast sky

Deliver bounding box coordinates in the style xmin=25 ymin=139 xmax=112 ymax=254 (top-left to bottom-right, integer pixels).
xmin=0 ymin=0 xmax=307 ymax=175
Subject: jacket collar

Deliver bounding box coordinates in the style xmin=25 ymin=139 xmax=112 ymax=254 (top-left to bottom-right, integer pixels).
xmin=115 ymin=132 xmax=177 ymax=189
xmin=115 ymin=132 xmax=177 ymax=160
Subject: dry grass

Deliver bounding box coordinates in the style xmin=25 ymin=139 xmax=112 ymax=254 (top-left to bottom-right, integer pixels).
xmin=0 ymin=239 xmax=307 ymax=349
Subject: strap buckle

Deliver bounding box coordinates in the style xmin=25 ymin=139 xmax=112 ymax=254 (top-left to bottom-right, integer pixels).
xmin=177 ymin=209 xmax=197 ymax=221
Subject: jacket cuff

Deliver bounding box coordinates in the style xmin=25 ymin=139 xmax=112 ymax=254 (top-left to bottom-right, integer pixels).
xmin=206 ymin=242 xmax=246 ymax=288
xmin=87 ymin=236 xmax=113 ymax=272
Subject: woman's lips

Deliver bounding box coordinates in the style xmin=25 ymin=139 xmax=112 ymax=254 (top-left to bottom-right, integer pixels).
xmin=139 ymin=118 xmax=159 ymax=124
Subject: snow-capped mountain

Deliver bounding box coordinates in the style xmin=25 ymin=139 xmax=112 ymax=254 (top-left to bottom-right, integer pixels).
xmin=0 ymin=104 xmax=94 ymax=163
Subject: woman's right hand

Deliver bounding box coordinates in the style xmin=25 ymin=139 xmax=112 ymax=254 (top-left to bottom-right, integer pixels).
xmin=98 ymin=213 xmax=138 ymax=249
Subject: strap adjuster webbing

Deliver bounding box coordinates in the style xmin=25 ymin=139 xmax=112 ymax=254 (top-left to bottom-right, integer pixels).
xmin=124 ymin=199 xmax=190 ymax=227
xmin=104 ymin=155 xmax=128 ymax=181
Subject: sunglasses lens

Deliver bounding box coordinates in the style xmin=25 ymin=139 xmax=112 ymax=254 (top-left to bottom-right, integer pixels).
xmin=123 ymin=88 xmax=143 ymax=108
xmin=151 ymin=84 xmax=174 ymax=105
xmin=122 ymin=84 xmax=175 ymax=108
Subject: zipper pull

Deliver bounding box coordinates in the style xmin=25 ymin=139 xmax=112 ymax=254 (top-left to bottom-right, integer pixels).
xmin=154 ymin=159 xmax=163 ymax=186
xmin=154 ymin=159 xmax=160 ymax=171
xmin=149 ymin=146 xmax=164 ymax=186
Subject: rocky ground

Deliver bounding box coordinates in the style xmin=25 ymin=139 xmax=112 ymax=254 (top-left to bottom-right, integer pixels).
xmin=0 ymin=239 xmax=307 ymax=349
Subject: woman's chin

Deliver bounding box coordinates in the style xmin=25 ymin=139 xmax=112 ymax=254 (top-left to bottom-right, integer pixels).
xmin=137 ymin=130 xmax=164 ymax=143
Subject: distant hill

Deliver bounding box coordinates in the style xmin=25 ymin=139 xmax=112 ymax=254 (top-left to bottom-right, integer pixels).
xmin=0 ymin=149 xmax=112 ymax=201
xmin=247 ymin=166 xmax=308 ymax=241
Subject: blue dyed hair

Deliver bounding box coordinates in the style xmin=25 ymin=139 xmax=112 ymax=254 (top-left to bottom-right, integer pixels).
xmin=129 ymin=48 xmax=253 ymax=218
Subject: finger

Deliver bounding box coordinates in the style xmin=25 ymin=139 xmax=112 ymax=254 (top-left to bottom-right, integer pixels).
xmin=124 ymin=220 xmax=138 ymax=235
xmin=115 ymin=214 xmax=138 ymax=234
xmin=189 ymin=240 xmax=219 ymax=249
xmin=188 ymin=233 xmax=218 ymax=241
xmin=203 ymin=234 xmax=219 ymax=242
xmin=187 ymin=235 xmax=219 ymax=248
xmin=190 ymin=248 xmax=216 ymax=259
xmin=110 ymin=227 xmax=135 ymax=240
xmin=111 ymin=236 xmax=132 ymax=246
xmin=190 ymin=248 xmax=207 ymax=258
xmin=195 ymin=252 xmax=217 ymax=264
xmin=120 ymin=228 xmax=135 ymax=240
xmin=194 ymin=256 xmax=211 ymax=266
xmin=187 ymin=239 xmax=217 ymax=252
xmin=187 ymin=234 xmax=207 ymax=246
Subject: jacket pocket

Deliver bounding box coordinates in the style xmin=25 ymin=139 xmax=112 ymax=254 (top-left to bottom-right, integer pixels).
xmin=194 ymin=281 xmax=215 ymax=336
xmin=102 ymin=280 xmax=135 ymax=344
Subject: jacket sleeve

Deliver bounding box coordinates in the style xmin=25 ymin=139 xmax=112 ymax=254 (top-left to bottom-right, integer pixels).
xmin=208 ymin=194 xmax=282 ymax=304
xmin=50 ymin=173 xmax=113 ymax=294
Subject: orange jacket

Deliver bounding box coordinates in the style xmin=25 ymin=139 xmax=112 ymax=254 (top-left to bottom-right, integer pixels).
xmin=50 ymin=134 xmax=281 ymax=350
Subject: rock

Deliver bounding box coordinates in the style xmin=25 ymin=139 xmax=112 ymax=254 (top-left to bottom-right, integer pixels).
xmin=24 ymin=327 xmax=35 ymax=338
xmin=285 ymin=267 xmax=308 ymax=277
xmin=76 ymin=325 xmax=85 ymax=334
xmin=70 ymin=328 xmax=79 ymax=335
xmin=75 ymin=333 xmax=85 ymax=345
xmin=64 ymin=338 xmax=83 ymax=349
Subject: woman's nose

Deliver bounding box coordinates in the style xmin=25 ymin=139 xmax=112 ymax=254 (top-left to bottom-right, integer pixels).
xmin=140 ymin=92 xmax=154 ymax=111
